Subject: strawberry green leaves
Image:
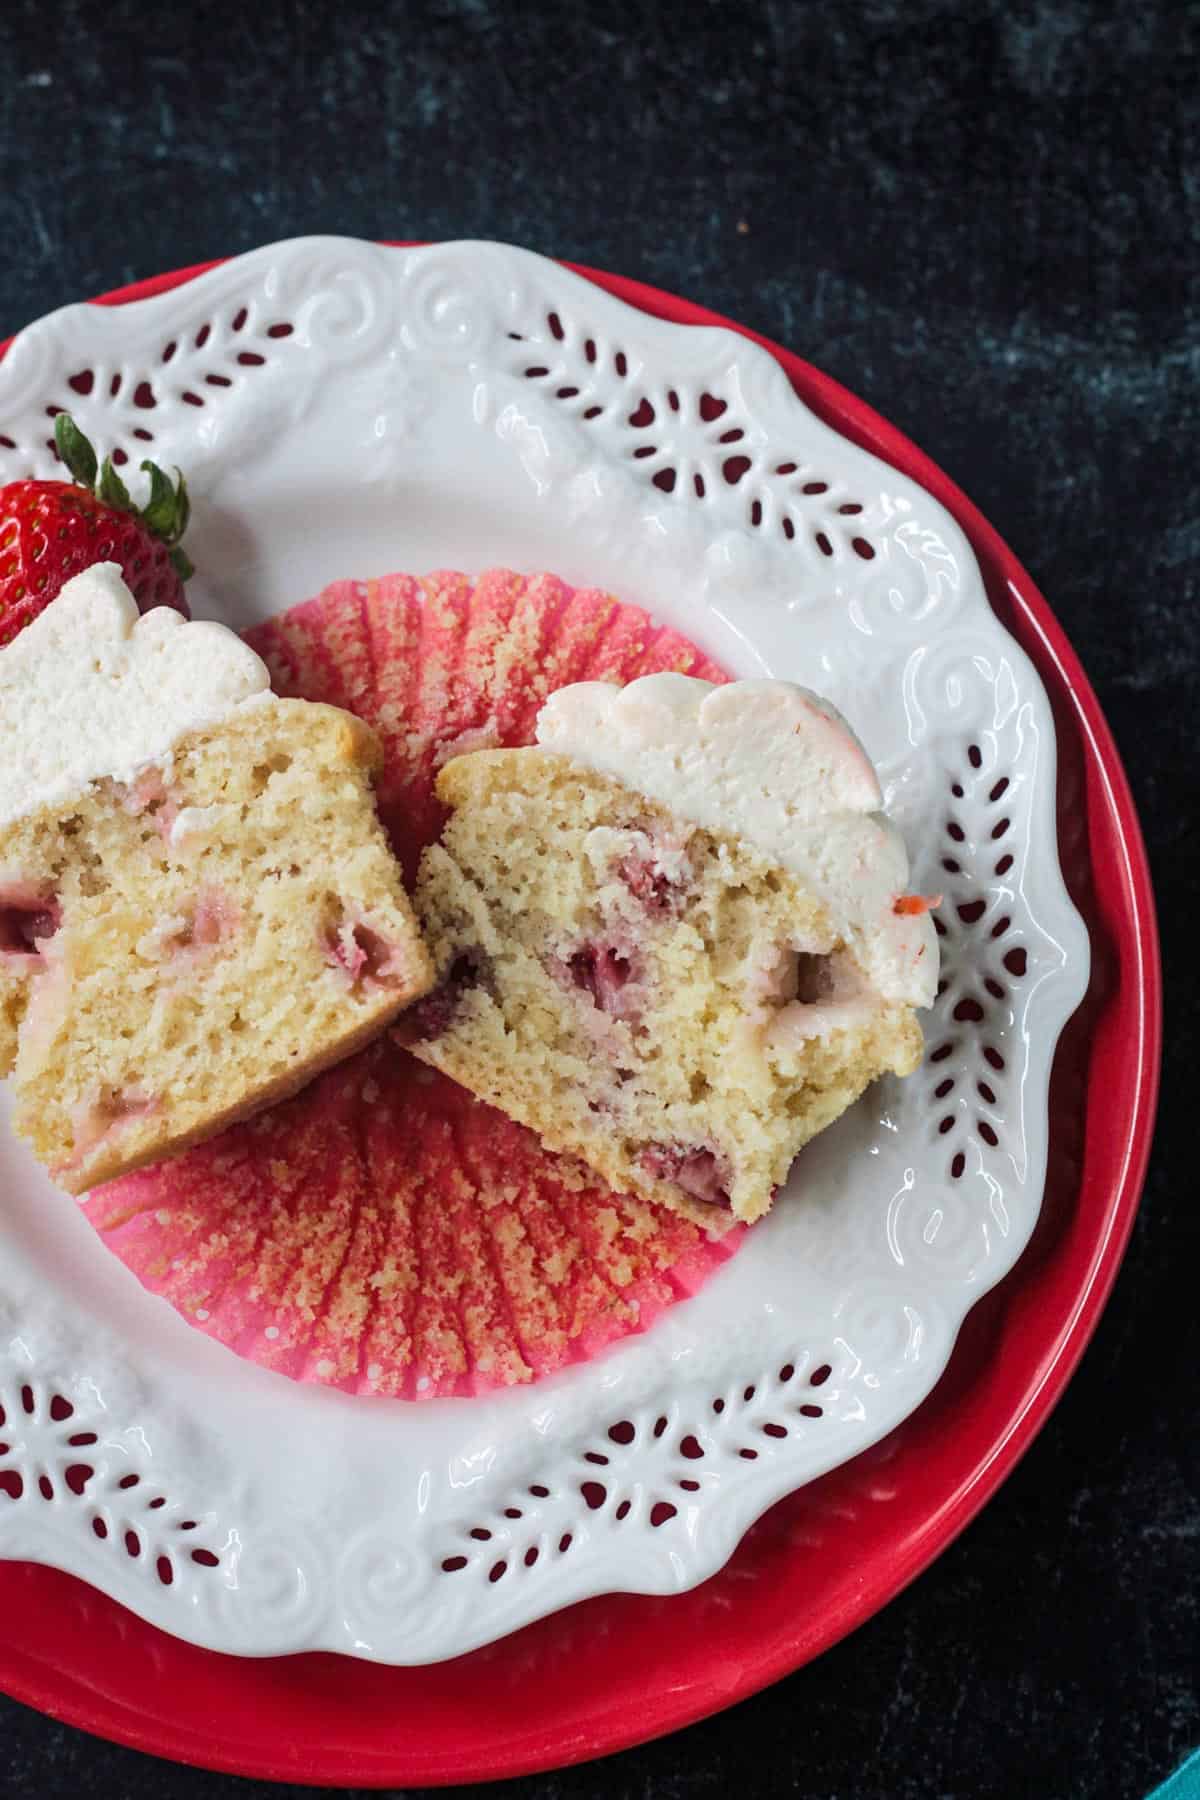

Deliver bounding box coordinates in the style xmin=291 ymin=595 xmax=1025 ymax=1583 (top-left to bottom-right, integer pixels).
xmin=97 ymin=456 xmax=132 ymax=512
xmin=53 ymin=413 xmax=194 ymax=581
xmin=53 ymin=413 xmax=98 ymax=489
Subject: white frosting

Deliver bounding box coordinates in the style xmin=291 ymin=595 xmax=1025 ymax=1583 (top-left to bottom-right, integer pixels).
xmin=536 ymin=674 xmax=939 ymax=1006
xmin=0 ymin=563 xmax=271 ymax=827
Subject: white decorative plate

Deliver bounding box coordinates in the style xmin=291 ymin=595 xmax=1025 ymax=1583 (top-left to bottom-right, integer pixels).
xmin=0 ymin=238 xmax=1088 ymax=1663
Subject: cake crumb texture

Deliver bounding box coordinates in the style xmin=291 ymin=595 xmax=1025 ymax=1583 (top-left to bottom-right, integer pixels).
xmin=0 ymin=696 xmax=433 ymax=1191
xmin=409 ymin=747 xmax=923 ymax=1228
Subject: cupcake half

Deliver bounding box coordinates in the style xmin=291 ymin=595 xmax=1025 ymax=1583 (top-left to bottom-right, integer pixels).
xmin=405 ymin=674 xmax=938 ymax=1230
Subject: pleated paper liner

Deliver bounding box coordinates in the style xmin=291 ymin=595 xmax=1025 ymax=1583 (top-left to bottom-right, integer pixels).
xmin=84 ymin=572 xmax=743 ymax=1399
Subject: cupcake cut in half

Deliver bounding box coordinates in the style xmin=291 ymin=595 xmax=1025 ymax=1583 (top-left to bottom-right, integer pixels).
xmin=405 ymin=673 xmax=938 ymax=1231
xmin=0 ymin=563 xmax=433 ymax=1193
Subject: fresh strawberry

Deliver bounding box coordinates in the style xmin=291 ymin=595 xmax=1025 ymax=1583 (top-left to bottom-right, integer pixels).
xmin=892 ymin=893 xmax=942 ymax=916
xmin=0 ymin=413 xmax=192 ymax=647
xmin=566 ymin=942 xmax=637 ymax=1015
xmin=639 ymin=1143 xmax=732 ymax=1209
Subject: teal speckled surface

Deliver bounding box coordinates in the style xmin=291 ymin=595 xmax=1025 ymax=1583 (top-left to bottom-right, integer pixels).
xmin=0 ymin=1 xmax=1195 ymax=1796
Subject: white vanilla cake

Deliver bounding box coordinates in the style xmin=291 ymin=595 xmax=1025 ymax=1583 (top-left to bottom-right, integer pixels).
xmin=404 ymin=674 xmax=938 ymax=1229
xmin=0 ymin=563 xmax=433 ymax=1193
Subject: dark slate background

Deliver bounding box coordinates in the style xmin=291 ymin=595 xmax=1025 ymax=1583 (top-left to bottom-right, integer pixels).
xmin=1 ymin=1 xmax=1195 ymax=1796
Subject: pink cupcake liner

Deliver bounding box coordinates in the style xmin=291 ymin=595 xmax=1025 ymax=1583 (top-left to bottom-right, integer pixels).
xmin=84 ymin=571 xmax=741 ymax=1399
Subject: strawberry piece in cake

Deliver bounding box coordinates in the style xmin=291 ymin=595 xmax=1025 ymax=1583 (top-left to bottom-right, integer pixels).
xmin=406 ymin=674 xmax=938 ymax=1230
xmin=0 ymin=563 xmax=433 ymax=1193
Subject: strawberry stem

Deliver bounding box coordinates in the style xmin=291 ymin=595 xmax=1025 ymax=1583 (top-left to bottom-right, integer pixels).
xmin=52 ymin=413 xmax=193 ymax=581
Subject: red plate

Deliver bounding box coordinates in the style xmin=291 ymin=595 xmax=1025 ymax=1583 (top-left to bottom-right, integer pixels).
xmin=0 ymin=254 xmax=1161 ymax=1786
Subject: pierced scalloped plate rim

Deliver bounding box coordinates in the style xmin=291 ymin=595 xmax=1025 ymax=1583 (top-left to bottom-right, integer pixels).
xmin=0 ymin=243 xmax=1158 ymax=1778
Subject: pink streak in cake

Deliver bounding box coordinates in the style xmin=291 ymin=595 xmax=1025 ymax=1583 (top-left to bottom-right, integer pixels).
xmin=17 ymin=942 xmax=71 ymax=1059
xmin=192 ymin=888 xmax=238 ymax=948
xmin=394 ymin=947 xmax=491 ymax=1044
xmin=561 ymin=941 xmax=642 ymax=1019
xmin=64 ymin=1089 xmax=159 ymax=1172
xmin=119 ymin=769 xmax=179 ymax=842
xmin=0 ymin=880 xmax=61 ymax=970
xmin=156 ymin=887 xmax=241 ymax=960
xmin=640 ymin=1143 xmax=733 ymax=1211
xmin=618 ymin=835 xmax=692 ymax=914
xmin=323 ymin=910 xmax=414 ymax=991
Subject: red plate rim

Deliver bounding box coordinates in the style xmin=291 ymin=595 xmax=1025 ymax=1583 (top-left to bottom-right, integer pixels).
xmin=0 ymin=249 xmax=1161 ymax=1787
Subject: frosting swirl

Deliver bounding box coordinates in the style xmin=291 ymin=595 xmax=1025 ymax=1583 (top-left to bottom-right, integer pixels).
xmin=0 ymin=563 xmax=271 ymax=827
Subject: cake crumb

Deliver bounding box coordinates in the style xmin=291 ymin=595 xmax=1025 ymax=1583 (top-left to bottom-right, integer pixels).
xmin=0 ymin=697 xmax=434 ymax=1193
xmin=410 ymin=745 xmax=923 ymax=1228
